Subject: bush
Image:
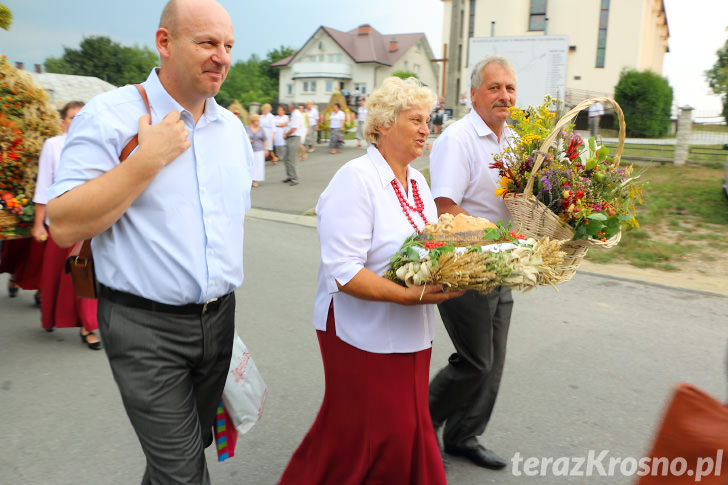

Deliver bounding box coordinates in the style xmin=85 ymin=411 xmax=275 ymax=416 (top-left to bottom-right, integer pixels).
xmin=613 ymin=69 xmax=673 ymax=138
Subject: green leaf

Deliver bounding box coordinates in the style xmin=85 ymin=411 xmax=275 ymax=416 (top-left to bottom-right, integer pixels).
xmin=404 ymin=246 xmax=420 ymax=261
xmin=588 ymin=212 xmax=608 ymax=221
xmin=597 ymin=145 xmax=609 ymax=163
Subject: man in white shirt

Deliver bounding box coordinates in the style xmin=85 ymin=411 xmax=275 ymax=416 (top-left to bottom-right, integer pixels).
xmin=588 ymin=101 xmax=604 ymax=137
xmin=428 ymin=55 xmax=517 ymax=471
xmin=283 ymin=103 xmax=304 ymax=185
xmin=305 ymin=100 xmax=319 ymax=152
xmin=355 ymin=98 xmax=367 ymax=148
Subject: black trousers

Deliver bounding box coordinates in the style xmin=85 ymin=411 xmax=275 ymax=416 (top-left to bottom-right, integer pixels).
xmin=429 ymin=287 xmax=513 ymax=447
xmin=97 ymin=293 xmax=235 ymax=484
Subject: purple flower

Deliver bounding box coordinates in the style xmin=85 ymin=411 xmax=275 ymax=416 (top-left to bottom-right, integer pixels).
xmin=540 ymin=176 xmax=553 ymax=191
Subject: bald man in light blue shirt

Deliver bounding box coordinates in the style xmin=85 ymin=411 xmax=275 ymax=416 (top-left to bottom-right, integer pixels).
xmin=46 ymin=0 xmax=253 ymax=482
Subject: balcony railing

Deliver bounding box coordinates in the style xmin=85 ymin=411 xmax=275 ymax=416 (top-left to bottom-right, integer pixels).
xmin=291 ymin=62 xmax=352 ymax=79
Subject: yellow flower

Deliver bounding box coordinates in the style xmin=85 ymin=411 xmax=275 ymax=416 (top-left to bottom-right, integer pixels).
xmin=495 ymin=176 xmax=513 ymax=197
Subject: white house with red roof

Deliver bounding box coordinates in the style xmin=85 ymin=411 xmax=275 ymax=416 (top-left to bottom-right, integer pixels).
xmin=272 ymin=24 xmax=440 ymax=107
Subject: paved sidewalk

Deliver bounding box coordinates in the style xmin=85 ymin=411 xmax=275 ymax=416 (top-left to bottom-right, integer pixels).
xmin=2 ymin=138 xmax=727 ymax=484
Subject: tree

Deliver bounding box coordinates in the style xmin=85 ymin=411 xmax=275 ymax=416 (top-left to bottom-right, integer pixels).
xmin=391 ymin=70 xmax=419 ymax=80
xmin=613 ymin=69 xmax=673 ymax=138
xmin=44 ymin=36 xmax=158 ymax=86
xmin=706 ymin=37 xmax=728 ymax=123
xmin=215 ymin=46 xmax=295 ymax=108
xmin=0 ymin=3 xmax=12 ymax=30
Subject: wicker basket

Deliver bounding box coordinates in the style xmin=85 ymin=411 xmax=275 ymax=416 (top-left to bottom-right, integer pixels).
xmin=503 ymin=96 xmax=626 ymax=283
xmin=0 ymin=211 xmax=28 ymax=240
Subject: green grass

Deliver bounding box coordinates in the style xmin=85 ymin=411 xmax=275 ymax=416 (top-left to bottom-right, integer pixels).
xmin=585 ymin=164 xmax=728 ymax=270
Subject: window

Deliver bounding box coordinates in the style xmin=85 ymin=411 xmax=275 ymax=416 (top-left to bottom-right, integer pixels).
xmin=327 ymin=53 xmax=342 ymax=63
xmin=413 ymin=64 xmax=421 ymax=75
xmin=303 ymin=81 xmax=317 ymax=93
xmin=595 ymin=0 xmax=610 ymax=67
xmin=404 ymin=61 xmax=409 ymax=71
xmin=468 ymin=0 xmax=476 ymax=38
xmin=287 ymin=84 xmax=293 ymax=95
xmin=354 ymin=82 xmax=366 ymax=94
xmin=325 ymin=81 xmax=334 ymax=93
xmin=529 ymin=0 xmax=547 ymax=31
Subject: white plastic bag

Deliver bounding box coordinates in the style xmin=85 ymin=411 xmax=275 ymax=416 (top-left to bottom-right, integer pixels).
xmin=222 ymin=331 xmax=268 ymax=434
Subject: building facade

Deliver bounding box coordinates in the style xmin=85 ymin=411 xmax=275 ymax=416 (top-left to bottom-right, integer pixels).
xmin=273 ymin=24 xmax=440 ymax=107
xmin=440 ymin=0 xmax=669 ymax=112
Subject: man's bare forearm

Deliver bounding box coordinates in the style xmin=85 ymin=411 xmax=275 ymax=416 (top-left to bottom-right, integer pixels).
xmin=434 ymin=197 xmax=469 ymax=217
xmin=47 ymin=147 xmax=162 ymax=247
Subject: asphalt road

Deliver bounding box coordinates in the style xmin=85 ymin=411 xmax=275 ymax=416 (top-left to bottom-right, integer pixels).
xmin=2 ymin=138 xmax=727 ymax=484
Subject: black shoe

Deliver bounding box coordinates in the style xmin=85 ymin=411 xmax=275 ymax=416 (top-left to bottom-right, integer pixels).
xmin=80 ymin=331 xmax=103 ymax=351
xmin=444 ymin=443 xmax=506 ymax=470
xmin=34 ymin=291 xmax=41 ymax=307
xmin=282 ymin=178 xmax=292 ymax=183
xmin=8 ymin=279 xmax=18 ymax=298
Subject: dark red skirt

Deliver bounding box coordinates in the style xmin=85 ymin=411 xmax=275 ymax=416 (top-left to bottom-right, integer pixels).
xmin=278 ymin=304 xmax=446 ymax=485
xmin=0 ymin=238 xmax=45 ymax=289
xmin=40 ymin=233 xmax=97 ymax=331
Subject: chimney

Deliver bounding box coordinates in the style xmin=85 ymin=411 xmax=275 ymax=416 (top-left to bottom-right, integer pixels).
xmin=357 ymin=24 xmax=372 ymax=36
xmin=15 ymin=61 xmax=24 ymax=70
xmin=35 ymin=64 xmax=42 ymax=74
xmin=388 ymin=37 xmax=398 ymax=52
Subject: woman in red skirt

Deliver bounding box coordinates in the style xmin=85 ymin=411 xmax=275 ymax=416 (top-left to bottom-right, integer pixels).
xmin=278 ymin=77 xmax=463 ymax=485
xmin=0 ymin=237 xmax=44 ymax=304
xmin=32 ymin=101 xmax=100 ymax=350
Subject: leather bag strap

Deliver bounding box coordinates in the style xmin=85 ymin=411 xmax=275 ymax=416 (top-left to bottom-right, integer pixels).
xmin=119 ymin=84 xmax=152 ymax=161
xmin=77 ymin=84 xmax=152 ymax=257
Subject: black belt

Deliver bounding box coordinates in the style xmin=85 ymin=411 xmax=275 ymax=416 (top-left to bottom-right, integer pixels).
xmin=99 ymin=284 xmax=231 ymax=315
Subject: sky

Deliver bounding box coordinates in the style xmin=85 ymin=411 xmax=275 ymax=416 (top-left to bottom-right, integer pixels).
xmin=0 ymin=0 xmax=726 ymax=115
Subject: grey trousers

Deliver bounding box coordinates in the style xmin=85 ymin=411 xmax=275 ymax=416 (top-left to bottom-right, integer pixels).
xmin=97 ymin=294 xmax=235 ymax=485
xmin=429 ymin=287 xmax=513 ymax=448
xmin=284 ymin=135 xmax=300 ymax=181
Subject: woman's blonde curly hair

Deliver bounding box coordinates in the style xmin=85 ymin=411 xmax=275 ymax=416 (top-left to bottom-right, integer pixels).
xmin=363 ymin=77 xmax=437 ymax=145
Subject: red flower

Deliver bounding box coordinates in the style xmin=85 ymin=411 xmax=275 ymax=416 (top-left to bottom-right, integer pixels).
xmin=425 ymin=241 xmax=447 ymax=249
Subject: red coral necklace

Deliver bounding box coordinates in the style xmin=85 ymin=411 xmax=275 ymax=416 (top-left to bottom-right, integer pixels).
xmin=391 ymin=178 xmax=428 ymax=232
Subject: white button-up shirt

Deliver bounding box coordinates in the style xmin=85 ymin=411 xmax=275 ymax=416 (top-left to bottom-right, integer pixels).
xmin=313 ymin=145 xmax=438 ymax=354
xmin=429 ymin=109 xmax=513 ymax=224
xmin=48 ymin=69 xmax=253 ymax=305
xmin=33 ymin=133 xmax=66 ymax=224
xmin=289 ymin=108 xmax=305 ymax=138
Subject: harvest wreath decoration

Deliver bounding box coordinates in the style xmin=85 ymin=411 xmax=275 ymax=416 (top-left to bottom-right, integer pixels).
xmin=385 ymin=213 xmax=566 ymax=294
xmin=0 ymin=55 xmax=61 ymax=239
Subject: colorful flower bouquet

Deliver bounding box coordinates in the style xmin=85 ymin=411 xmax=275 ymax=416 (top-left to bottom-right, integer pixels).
xmin=0 ymin=54 xmax=61 ymax=239
xmin=385 ymin=214 xmax=566 ymax=294
xmin=493 ymin=96 xmax=643 ymax=243
xmin=491 ymin=97 xmax=643 ymax=282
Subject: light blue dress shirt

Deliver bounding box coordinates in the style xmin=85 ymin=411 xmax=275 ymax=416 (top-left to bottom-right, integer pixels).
xmin=48 ymin=69 xmax=253 ymax=305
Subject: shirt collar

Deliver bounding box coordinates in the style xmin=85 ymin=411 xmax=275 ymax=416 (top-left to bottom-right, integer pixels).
xmin=367 ymin=144 xmax=414 ymax=189
xmin=467 ymin=108 xmax=507 ymax=140
xmin=142 ymin=68 xmax=220 ymax=123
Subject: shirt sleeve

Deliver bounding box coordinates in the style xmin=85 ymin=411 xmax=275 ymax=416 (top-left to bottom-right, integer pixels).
xmin=47 ymin=109 xmax=120 ymax=201
xmin=429 ymin=130 xmax=471 ymax=205
xmin=32 ymin=138 xmax=57 ymax=204
xmin=316 ymin=165 xmax=373 ymax=293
